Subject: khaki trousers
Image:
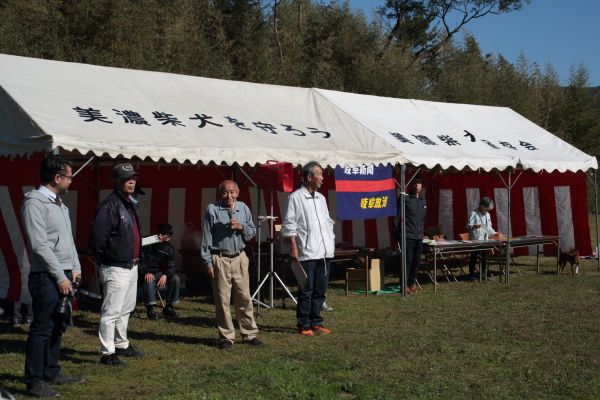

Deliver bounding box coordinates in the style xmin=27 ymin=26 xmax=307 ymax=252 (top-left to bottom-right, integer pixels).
xmin=211 ymin=252 xmax=258 ymax=343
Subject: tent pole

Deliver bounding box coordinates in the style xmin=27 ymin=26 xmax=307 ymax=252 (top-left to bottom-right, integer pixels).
xmin=400 ymin=164 xmax=407 ymax=298
xmin=506 ymin=169 xmax=512 ymax=286
xmin=95 ymin=158 xmax=101 ymax=204
xmin=595 ymin=170 xmax=600 ymax=270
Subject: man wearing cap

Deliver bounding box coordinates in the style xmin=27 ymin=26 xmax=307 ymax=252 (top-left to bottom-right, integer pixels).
xmin=90 ymin=163 xmax=144 ymax=366
xmin=201 ymin=180 xmax=262 ymax=350
xmin=140 ymin=223 xmax=180 ymax=320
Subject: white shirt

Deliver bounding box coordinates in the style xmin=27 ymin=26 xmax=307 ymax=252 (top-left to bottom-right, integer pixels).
xmin=38 ymin=185 xmax=57 ymax=202
xmin=467 ymin=210 xmax=496 ymax=240
xmin=282 ymin=186 xmax=335 ymax=261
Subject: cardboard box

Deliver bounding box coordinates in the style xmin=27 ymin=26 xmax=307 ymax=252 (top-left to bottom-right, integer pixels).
xmin=346 ymin=259 xmax=384 ymax=291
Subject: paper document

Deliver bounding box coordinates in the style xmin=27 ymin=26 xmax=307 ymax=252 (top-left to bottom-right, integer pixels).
xmin=290 ymin=259 xmax=307 ymax=288
xmin=142 ymin=235 xmax=160 ymax=247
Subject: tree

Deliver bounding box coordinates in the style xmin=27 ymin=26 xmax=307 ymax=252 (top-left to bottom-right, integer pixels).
xmin=376 ymin=0 xmax=529 ymax=63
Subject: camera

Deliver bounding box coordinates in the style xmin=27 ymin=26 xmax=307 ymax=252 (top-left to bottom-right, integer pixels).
xmin=57 ymin=278 xmax=80 ymax=315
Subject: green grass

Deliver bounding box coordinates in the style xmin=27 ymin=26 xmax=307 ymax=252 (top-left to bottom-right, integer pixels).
xmin=2 ymin=257 xmax=600 ymax=399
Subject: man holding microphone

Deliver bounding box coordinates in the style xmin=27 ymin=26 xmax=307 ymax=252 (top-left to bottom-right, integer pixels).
xmin=201 ymin=180 xmax=261 ymax=350
xmin=21 ymin=155 xmax=83 ymax=397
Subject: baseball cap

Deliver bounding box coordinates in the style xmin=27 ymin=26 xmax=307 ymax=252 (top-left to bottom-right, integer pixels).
xmin=112 ymin=163 xmax=139 ymax=181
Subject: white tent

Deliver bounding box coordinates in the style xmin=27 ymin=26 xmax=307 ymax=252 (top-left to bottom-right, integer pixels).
xmin=317 ymin=88 xmax=597 ymax=172
xmin=0 ymin=53 xmax=595 ymax=173
xmin=0 ymin=54 xmax=403 ymax=167
xmin=1 ymin=53 xmax=598 ymax=297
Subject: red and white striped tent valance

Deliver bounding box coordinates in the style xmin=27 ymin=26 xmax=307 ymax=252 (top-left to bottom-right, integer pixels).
xmin=0 ymin=155 xmax=592 ymax=302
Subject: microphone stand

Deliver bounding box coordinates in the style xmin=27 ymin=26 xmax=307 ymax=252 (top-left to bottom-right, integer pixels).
xmin=251 ymin=190 xmax=297 ymax=309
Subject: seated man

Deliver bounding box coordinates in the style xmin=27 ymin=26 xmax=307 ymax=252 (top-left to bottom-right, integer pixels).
xmin=141 ymin=223 xmax=180 ymax=319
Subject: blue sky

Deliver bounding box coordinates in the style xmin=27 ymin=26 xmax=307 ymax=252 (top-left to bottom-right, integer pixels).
xmin=348 ymin=0 xmax=600 ymax=86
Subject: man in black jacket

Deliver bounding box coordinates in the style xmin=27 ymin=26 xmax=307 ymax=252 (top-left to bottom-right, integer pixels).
xmin=90 ymin=163 xmax=144 ymax=366
xmin=396 ymin=177 xmax=427 ymax=294
xmin=141 ymin=223 xmax=180 ymax=320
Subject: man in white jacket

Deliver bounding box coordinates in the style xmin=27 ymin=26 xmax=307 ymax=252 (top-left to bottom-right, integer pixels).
xmin=282 ymin=161 xmax=335 ymax=336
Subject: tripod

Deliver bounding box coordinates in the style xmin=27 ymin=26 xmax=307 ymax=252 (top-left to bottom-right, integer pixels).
xmin=251 ymin=192 xmax=297 ymax=310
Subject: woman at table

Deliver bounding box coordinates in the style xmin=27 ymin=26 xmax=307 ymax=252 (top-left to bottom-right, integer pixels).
xmin=466 ymin=197 xmax=498 ymax=281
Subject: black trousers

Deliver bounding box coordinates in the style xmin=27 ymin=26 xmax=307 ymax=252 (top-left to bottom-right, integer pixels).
xmin=469 ymin=251 xmax=487 ymax=276
xmin=24 ymin=271 xmax=71 ymax=385
xmin=405 ymin=239 xmax=423 ymax=286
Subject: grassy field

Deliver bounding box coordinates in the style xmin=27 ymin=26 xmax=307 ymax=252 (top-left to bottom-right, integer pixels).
xmin=2 ymin=255 xmax=600 ymax=399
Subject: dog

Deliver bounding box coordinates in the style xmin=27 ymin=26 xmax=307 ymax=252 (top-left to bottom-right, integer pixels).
xmin=559 ymin=248 xmax=580 ymax=274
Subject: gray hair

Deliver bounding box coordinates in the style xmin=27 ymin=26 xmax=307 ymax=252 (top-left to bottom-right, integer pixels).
xmin=218 ymin=180 xmax=239 ymax=193
xmin=302 ymin=161 xmax=321 ymax=181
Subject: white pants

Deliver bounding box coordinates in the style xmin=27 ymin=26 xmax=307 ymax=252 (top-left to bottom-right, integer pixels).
xmin=98 ymin=264 xmax=138 ymax=355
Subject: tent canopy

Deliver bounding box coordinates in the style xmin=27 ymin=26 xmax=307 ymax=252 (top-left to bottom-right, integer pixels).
xmin=0 ymin=53 xmax=596 ymax=172
xmin=0 ymin=54 xmax=403 ymax=167
xmin=317 ymin=89 xmax=597 ymax=172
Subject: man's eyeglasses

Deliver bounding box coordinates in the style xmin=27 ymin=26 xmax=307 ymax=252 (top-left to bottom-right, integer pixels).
xmin=58 ymin=173 xmax=74 ymax=181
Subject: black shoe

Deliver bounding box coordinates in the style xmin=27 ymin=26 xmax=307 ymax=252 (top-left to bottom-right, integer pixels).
xmin=48 ymin=373 xmax=85 ymax=385
xmin=115 ymin=345 xmax=144 ymax=358
xmin=245 ymin=338 xmax=263 ymax=347
xmin=100 ymin=354 xmax=125 ymax=366
xmin=11 ymin=317 xmax=21 ymax=327
xmin=146 ymin=307 xmax=158 ymax=320
xmin=218 ymin=340 xmax=233 ymax=350
xmin=27 ymin=381 xmax=59 ymax=397
xmin=163 ymin=305 xmax=178 ymax=318
xmin=25 ymin=315 xmax=34 ymax=324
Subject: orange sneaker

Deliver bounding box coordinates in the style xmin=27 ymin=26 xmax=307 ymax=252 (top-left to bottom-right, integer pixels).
xmin=298 ymin=328 xmax=314 ymax=337
xmin=311 ymin=325 xmax=331 ymax=334
xmin=407 ymin=284 xmax=417 ymax=294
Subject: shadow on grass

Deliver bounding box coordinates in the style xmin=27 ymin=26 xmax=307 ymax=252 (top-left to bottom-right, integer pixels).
xmin=0 ymin=374 xmax=27 ymax=397
xmin=254 ymin=323 xmax=296 ymax=334
xmin=0 ymin=338 xmax=24 ymax=354
xmin=0 ymin=322 xmax=28 ymax=336
xmin=125 ymin=329 xmax=221 ymax=348
xmin=171 ymin=315 xmax=217 ymax=328
xmin=61 ymin=347 xmax=100 ymax=365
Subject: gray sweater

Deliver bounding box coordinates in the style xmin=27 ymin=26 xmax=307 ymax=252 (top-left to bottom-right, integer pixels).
xmin=21 ymin=189 xmax=81 ymax=283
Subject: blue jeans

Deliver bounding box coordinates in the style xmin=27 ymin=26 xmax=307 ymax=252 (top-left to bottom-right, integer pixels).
xmin=24 ymin=271 xmax=71 ymax=385
xmin=296 ymin=259 xmax=329 ymax=329
xmin=143 ymin=272 xmax=180 ymax=306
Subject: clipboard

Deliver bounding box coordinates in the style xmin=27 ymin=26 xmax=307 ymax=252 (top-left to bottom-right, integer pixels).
xmin=290 ymin=259 xmax=307 ymax=288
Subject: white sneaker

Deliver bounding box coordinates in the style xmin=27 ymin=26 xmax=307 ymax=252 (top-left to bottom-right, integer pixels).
xmin=322 ymin=302 xmax=334 ymax=312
